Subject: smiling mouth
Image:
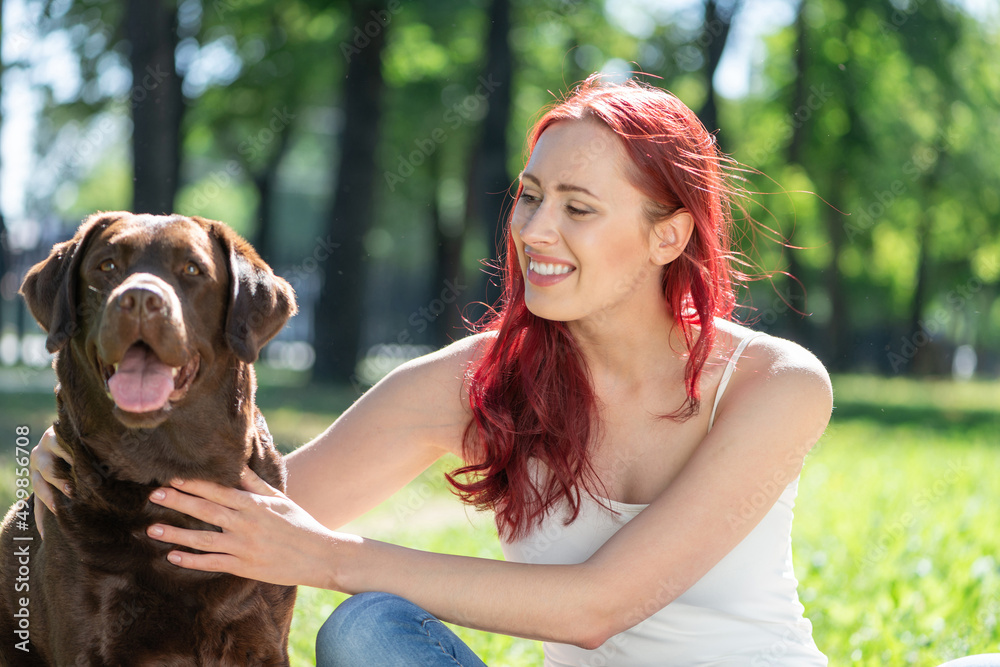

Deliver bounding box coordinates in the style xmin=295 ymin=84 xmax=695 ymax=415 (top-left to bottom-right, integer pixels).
xmin=528 ymin=259 xmax=575 ymax=276
xmin=99 ymin=342 xmax=200 ymax=414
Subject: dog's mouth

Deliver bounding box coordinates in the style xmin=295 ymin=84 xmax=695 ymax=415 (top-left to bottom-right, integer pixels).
xmin=100 ymin=342 xmax=200 ymax=415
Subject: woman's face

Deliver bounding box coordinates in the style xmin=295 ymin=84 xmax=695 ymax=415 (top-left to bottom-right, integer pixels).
xmin=511 ymin=119 xmax=671 ymax=327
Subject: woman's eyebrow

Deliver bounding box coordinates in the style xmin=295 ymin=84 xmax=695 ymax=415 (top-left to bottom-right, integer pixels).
xmin=520 ymin=172 xmax=600 ymax=199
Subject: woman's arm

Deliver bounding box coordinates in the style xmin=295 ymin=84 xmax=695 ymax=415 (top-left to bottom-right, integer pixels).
xmin=280 ymin=333 xmax=485 ymax=529
xmin=148 ymin=335 xmax=832 ymax=649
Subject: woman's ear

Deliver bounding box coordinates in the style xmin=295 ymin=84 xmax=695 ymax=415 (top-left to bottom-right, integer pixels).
xmin=650 ymin=209 xmax=694 ymax=265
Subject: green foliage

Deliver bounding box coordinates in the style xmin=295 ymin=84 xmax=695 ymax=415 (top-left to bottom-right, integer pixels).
xmin=16 ymin=0 xmax=1000 ymax=367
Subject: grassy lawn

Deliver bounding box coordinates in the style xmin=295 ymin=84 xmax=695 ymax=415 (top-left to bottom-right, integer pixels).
xmin=1 ymin=369 xmax=997 ymax=665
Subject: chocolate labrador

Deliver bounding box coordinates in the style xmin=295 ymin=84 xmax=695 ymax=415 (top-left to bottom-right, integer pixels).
xmin=0 ymin=212 xmax=298 ymax=666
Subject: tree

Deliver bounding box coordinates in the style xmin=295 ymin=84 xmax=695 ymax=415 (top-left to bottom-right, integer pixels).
xmin=464 ymin=0 xmax=514 ymax=316
xmin=312 ymin=0 xmax=388 ymax=382
xmin=183 ymin=1 xmax=347 ymax=263
xmin=126 ymin=0 xmax=184 ymax=214
xmin=696 ymin=0 xmax=743 ymax=136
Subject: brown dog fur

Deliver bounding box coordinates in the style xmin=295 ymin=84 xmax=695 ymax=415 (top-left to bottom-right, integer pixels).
xmin=0 ymin=212 xmax=298 ymax=666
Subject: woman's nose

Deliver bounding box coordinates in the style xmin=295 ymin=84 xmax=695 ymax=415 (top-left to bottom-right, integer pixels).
xmin=516 ymin=201 xmax=559 ymax=246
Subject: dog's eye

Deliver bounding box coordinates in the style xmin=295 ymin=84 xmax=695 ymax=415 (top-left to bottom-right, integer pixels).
xmin=183 ymin=262 xmax=201 ymax=276
xmin=99 ymin=259 xmax=116 ymax=272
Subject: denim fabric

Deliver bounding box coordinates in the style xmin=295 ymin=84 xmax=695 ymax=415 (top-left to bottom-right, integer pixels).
xmin=316 ymin=592 xmax=489 ymax=667
xmin=937 ymin=656 xmax=1000 ymax=667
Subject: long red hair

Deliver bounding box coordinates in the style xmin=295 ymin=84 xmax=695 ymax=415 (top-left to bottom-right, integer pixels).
xmin=448 ymin=75 xmax=742 ymax=540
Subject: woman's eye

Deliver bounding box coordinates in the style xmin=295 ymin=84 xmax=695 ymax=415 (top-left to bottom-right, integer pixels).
xmin=566 ymin=205 xmax=592 ymax=216
xmin=99 ymin=259 xmax=116 ymax=272
xmin=183 ymin=262 xmax=201 ymax=276
xmin=518 ymin=193 xmax=541 ymax=204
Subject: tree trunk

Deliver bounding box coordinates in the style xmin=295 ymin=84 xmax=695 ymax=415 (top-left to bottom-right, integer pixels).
xmin=466 ymin=0 xmax=513 ymax=319
xmin=126 ymin=0 xmax=183 ymax=215
xmin=249 ymin=122 xmax=293 ymax=266
xmin=697 ymin=0 xmax=742 ymax=137
xmin=311 ymin=1 xmax=387 ymax=383
xmin=906 ymin=216 xmax=932 ymax=373
xmin=429 ymin=152 xmax=465 ymax=346
xmin=251 ymin=172 xmax=274 ymax=264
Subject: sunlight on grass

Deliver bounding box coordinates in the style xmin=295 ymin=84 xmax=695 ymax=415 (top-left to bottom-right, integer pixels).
xmin=1 ymin=373 xmax=997 ymax=665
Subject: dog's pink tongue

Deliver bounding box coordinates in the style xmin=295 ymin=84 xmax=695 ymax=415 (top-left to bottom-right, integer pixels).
xmin=107 ymin=345 xmax=175 ymax=413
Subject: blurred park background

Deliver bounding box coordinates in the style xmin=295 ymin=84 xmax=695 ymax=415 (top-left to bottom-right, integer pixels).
xmin=0 ymin=0 xmax=998 ymax=664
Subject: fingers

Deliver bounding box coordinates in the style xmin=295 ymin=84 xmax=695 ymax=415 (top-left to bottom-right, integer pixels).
xmin=30 ymin=426 xmax=73 ymax=525
xmin=32 ymin=495 xmax=48 ymax=541
xmin=162 ymin=550 xmax=240 ymax=574
xmin=44 ymin=426 xmax=74 ymax=465
xmin=144 ymin=530 xmax=242 ymax=574
xmin=146 ymin=521 xmax=231 ymax=555
xmin=33 ymin=428 xmax=72 ymax=494
xmin=239 ymin=466 xmax=283 ymax=497
xmin=149 ymin=484 xmax=240 ymax=529
xmin=163 ymin=477 xmax=250 ymax=511
xmin=31 ymin=467 xmax=58 ymax=516
xmin=146 ymin=488 xmax=257 ymax=579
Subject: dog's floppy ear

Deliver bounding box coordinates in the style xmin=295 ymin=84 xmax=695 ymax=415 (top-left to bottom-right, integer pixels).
xmin=204 ymin=218 xmax=297 ymax=363
xmin=19 ymin=212 xmax=122 ymax=353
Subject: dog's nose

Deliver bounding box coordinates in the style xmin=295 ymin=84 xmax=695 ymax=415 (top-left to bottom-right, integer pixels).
xmin=117 ymin=286 xmax=166 ymax=318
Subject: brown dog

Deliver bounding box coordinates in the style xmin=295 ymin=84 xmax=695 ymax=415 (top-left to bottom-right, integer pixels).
xmin=0 ymin=212 xmax=298 ymax=666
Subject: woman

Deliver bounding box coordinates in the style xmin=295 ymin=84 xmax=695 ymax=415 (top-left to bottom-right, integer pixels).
xmin=34 ymin=75 xmax=832 ymax=665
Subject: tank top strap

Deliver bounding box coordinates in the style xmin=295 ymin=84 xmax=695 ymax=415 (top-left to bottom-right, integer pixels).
xmin=708 ymin=332 xmax=766 ymax=430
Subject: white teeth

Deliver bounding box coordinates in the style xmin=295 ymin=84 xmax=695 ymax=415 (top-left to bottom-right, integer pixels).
xmin=171 ymin=367 xmax=180 ymax=378
xmin=530 ymin=260 xmax=574 ymax=276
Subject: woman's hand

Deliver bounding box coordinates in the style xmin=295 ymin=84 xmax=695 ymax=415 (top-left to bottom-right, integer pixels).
xmin=146 ymin=467 xmax=354 ymax=589
xmin=30 ymin=426 xmax=74 ymax=538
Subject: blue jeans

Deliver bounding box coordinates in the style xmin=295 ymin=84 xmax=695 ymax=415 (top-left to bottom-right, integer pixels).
xmin=316 ymin=592 xmax=489 ymax=666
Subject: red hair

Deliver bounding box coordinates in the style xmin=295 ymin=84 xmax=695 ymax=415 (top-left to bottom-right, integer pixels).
xmin=448 ymin=75 xmax=743 ymax=540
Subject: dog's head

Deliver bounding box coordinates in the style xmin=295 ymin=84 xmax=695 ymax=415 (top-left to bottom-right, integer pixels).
xmin=20 ymin=212 xmax=297 ymax=429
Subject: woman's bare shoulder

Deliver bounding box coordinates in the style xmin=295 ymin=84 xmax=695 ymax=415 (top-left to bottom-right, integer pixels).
xmin=715 ymin=319 xmax=832 ymax=423
xmin=375 ymin=332 xmax=496 ymax=412
xmin=394 ymin=331 xmax=495 ymax=377
xmin=716 ymin=319 xmax=827 ymax=374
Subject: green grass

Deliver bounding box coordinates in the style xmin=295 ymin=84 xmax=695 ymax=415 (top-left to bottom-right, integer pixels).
xmin=1 ymin=371 xmax=998 ymax=665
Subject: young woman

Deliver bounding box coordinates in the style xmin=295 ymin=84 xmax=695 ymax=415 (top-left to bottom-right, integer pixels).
xmin=34 ymin=76 xmax=833 ymax=665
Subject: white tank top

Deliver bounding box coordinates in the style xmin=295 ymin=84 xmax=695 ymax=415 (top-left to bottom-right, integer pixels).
xmin=500 ymin=334 xmax=827 ymax=666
